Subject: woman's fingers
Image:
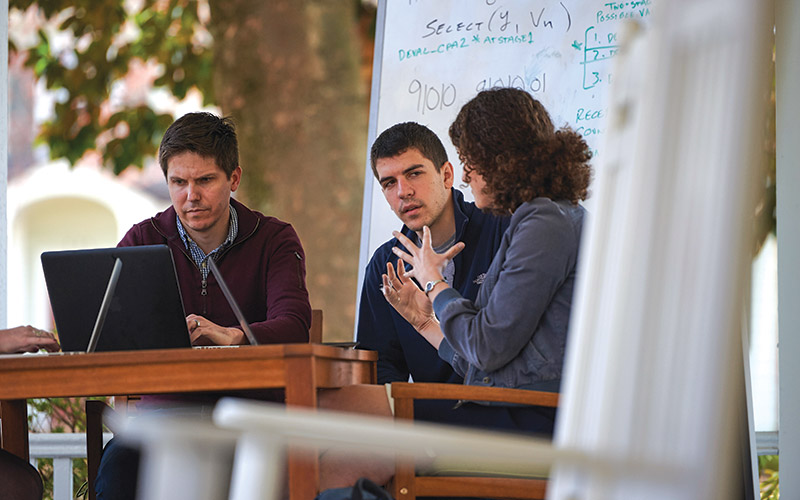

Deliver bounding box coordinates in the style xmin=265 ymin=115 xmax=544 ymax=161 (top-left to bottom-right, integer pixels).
xmin=391 ymin=226 xmax=464 ymax=285
xmin=381 ymin=273 xmax=392 ymax=297
xmin=422 ymin=226 xmax=433 ymax=248
xmin=385 ymin=261 xmax=408 ymax=292
xmin=396 ymin=259 xmax=408 ymax=282
xmin=442 ymin=241 xmax=466 ymax=261
xmin=392 ymin=231 xmax=419 ymax=253
xmin=391 ymin=246 xmax=415 ymax=266
xmin=385 ymin=261 xmax=398 ymax=283
xmin=397 ymin=258 xmax=420 ymax=284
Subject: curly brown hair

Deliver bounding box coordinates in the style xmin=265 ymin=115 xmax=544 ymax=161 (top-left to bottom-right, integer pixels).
xmin=449 ymin=88 xmax=592 ymax=215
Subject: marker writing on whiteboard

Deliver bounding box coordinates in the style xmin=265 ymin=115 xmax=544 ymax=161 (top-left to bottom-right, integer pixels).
xmin=408 ymin=79 xmax=457 ymax=115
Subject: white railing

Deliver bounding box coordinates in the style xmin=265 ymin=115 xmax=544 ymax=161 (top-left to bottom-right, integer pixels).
xmin=757 ymin=431 xmax=779 ymax=456
xmin=29 ymin=432 xmax=112 ymax=500
xmin=25 ymin=429 xmax=778 ymax=500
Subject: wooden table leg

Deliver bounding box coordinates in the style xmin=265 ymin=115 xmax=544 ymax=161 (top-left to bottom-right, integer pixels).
xmin=285 ymin=357 xmax=318 ymax=500
xmin=0 ymin=400 xmax=30 ymax=460
xmin=86 ymin=400 xmax=109 ymax=500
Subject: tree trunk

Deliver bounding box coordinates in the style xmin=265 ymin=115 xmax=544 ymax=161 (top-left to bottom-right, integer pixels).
xmin=210 ymin=0 xmax=367 ymax=341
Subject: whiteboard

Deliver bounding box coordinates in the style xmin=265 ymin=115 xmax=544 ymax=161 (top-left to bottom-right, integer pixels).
xmin=357 ymin=0 xmax=654 ymax=297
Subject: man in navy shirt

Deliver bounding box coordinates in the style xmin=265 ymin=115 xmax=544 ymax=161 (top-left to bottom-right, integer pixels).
xmin=357 ymin=122 xmax=508 ymax=387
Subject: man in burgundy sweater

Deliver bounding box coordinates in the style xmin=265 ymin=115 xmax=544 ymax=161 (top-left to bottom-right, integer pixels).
xmin=96 ymin=112 xmax=311 ymax=500
xmin=117 ymin=113 xmax=311 ymax=345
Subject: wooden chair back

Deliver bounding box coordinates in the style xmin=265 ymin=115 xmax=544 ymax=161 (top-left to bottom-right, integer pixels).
xmin=390 ymin=382 xmax=558 ymax=500
xmin=309 ymin=309 xmax=323 ymax=343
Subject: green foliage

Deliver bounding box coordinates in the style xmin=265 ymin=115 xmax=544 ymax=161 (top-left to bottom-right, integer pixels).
xmin=28 ymin=397 xmax=87 ymax=433
xmin=33 ymin=457 xmax=90 ymax=500
xmin=753 ymin=46 xmax=777 ymax=254
xmin=28 ymin=397 xmax=112 ymax=500
xmin=758 ymin=455 xmax=780 ymax=500
xmin=759 ymin=455 xmax=779 ymax=500
xmin=9 ymin=0 xmax=214 ymax=173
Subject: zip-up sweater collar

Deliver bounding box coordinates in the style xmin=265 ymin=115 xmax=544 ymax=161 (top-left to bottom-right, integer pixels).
xmin=148 ymin=198 xmax=259 ymax=261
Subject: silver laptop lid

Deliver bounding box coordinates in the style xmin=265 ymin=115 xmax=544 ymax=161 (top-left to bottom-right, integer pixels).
xmin=86 ymin=257 xmax=123 ymax=353
xmin=206 ymin=257 xmax=258 ymax=346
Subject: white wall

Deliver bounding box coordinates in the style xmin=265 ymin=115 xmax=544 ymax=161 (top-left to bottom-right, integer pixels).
xmin=749 ymin=236 xmax=779 ymax=432
xmin=6 ymin=162 xmax=166 ymax=329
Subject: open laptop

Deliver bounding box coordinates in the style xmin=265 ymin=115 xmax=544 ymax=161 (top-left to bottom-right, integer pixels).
xmin=42 ymin=245 xmax=259 ymax=353
xmin=42 ymin=245 xmax=192 ymax=353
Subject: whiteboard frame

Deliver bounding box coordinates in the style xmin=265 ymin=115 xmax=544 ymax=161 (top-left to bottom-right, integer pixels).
xmin=355 ymin=0 xmax=388 ymax=337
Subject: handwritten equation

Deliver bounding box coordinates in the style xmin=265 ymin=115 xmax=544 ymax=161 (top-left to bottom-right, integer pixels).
xmin=398 ymin=2 xmax=573 ymax=62
xmin=578 ymin=26 xmax=619 ymax=90
xmin=573 ymin=2 xmax=653 ymax=89
xmin=408 ymin=73 xmax=547 ymax=115
xmin=420 ymin=3 xmax=572 ymax=38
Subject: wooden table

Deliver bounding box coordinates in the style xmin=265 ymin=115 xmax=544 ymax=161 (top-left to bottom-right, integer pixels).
xmin=0 ymin=343 xmax=377 ymax=500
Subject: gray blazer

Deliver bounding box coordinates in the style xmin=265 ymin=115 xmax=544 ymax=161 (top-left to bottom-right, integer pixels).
xmin=434 ymin=197 xmax=585 ymax=393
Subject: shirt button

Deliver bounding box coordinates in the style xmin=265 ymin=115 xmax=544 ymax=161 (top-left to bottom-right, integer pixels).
xmin=482 ymin=377 xmax=491 ymax=384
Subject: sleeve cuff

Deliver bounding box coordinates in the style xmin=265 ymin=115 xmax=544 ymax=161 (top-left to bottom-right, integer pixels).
xmin=437 ymin=337 xmax=457 ymax=365
xmin=432 ymin=286 xmax=463 ymax=319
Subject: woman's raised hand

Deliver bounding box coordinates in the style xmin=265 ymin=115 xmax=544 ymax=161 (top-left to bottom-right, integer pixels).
xmin=390 ymin=226 xmax=464 ymax=286
xmin=381 ymin=259 xmax=434 ymax=331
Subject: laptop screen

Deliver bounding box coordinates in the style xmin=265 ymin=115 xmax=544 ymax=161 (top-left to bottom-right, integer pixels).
xmin=41 ymin=245 xmax=191 ymax=352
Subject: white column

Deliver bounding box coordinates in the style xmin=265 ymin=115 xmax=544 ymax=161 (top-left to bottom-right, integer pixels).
xmin=776 ymin=0 xmax=800 ymax=496
xmin=548 ymin=1 xmax=771 ymax=498
xmin=1 ymin=0 xmax=8 ymax=329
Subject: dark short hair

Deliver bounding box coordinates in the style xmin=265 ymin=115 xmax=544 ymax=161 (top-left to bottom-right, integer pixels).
xmin=449 ymin=88 xmax=592 ymax=214
xmin=158 ymin=112 xmax=239 ymax=178
xmin=370 ymin=122 xmax=448 ymax=179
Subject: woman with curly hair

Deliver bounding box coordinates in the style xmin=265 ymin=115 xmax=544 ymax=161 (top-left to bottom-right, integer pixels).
xmin=382 ymin=87 xmax=592 ymax=436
